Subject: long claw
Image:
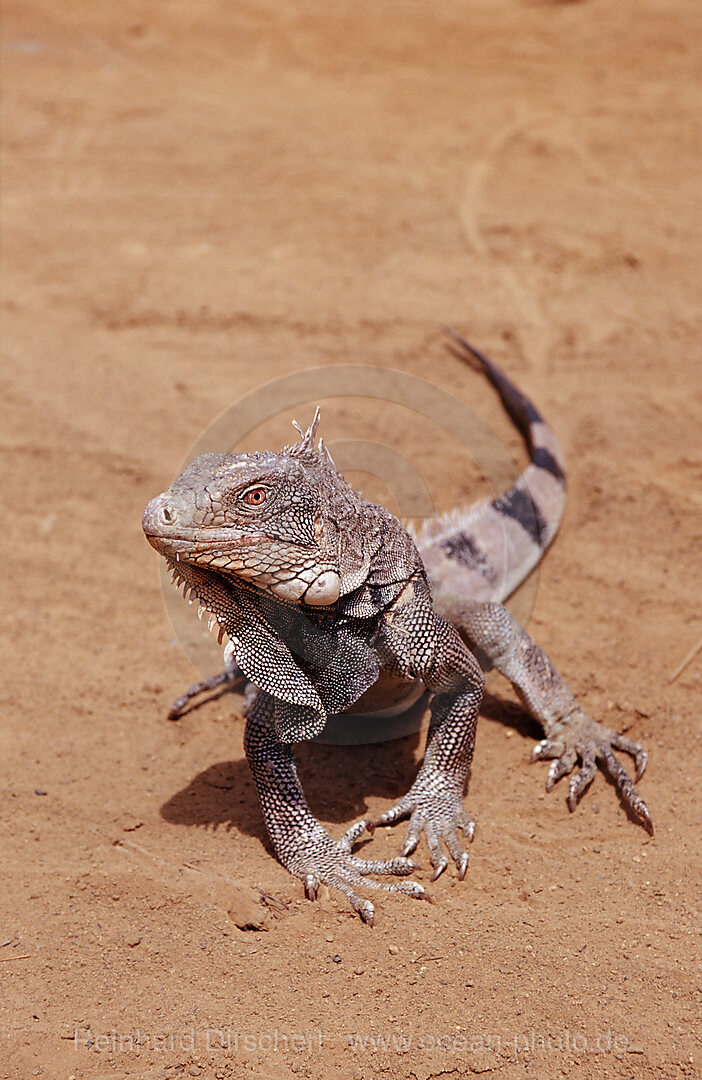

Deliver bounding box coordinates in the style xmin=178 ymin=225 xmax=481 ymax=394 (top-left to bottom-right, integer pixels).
xmin=444 ymin=830 xmax=470 ymax=873
xmin=639 ymin=804 xmax=654 ymax=837
xmin=461 ymin=819 xmax=476 ymax=844
xmin=429 ymin=857 xmax=449 ymax=882
xmin=354 ymin=898 xmax=375 ymax=926
xmin=304 ymin=875 xmax=319 ymax=902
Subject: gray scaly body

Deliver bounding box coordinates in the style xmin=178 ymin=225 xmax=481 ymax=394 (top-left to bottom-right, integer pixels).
xmin=142 ymin=332 xmax=652 ymax=924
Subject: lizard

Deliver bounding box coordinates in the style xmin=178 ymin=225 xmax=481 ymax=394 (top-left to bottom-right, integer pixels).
xmin=142 ymin=331 xmax=652 ymax=925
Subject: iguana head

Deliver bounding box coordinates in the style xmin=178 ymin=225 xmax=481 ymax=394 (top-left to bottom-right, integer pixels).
xmin=142 ymin=410 xmax=365 ymax=610
xmin=143 ymin=411 xmax=390 ymax=738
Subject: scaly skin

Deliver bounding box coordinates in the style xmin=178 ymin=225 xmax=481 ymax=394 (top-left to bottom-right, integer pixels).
xmin=143 ymin=332 xmax=652 ymax=922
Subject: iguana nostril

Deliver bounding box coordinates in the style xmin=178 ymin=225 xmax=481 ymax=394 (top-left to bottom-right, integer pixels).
xmin=162 ymin=506 xmax=174 ymax=524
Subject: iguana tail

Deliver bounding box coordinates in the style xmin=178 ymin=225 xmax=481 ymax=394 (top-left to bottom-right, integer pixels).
xmin=415 ymin=331 xmax=567 ymax=605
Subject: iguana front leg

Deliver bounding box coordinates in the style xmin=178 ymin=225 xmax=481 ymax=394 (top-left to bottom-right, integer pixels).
xmin=243 ymin=689 xmax=430 ymax=924
xmin=371 ymin=592 xmax=485 ymax=880
xmin=445 ymin=599 xmax=653 ymax=833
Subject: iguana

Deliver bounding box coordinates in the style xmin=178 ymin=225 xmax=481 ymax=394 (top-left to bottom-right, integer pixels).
xmin=142 ymin=332 xmax=652 ymax=924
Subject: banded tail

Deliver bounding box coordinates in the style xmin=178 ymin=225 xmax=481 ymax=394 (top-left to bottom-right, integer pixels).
xmin=416 ymin=331 xmax=567 ymax=606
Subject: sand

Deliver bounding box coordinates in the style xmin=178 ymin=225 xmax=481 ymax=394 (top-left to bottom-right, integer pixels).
xmin=2 ymin=2 xmax=700 ymax=1078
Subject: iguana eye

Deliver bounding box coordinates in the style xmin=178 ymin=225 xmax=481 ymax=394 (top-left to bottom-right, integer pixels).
xmin=243 ymin=487 xmax=267 ymax=507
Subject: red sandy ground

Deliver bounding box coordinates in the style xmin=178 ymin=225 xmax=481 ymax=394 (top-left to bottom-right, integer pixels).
xmin=2 ymin=2 xmax=700 ymax=1079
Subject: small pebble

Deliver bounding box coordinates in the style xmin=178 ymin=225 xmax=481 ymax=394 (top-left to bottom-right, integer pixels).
xmin=34 ymin=789 xmax=47 ymax=796
xmin=388 ymin=945 xmax=398 ymax=955
xmin=126 ymin=935 xmax=141 ymax=948
xmin=332 ymin=954 xmax=341 ymax=964
xmin=354 ymin=966 xmax=365 ymax=976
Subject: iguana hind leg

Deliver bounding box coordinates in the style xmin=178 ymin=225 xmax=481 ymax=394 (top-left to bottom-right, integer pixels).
xmin=442 ymin=598 xmax=653 ymax=834
xmin=167 ymin=659 xmax=244 ymax=720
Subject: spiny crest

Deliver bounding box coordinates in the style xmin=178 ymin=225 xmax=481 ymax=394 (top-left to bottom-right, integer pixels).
xmin=290 ymin=406 xmax=321 ymax=452
xmin=287 ymin=407 xmax=337 ymax=470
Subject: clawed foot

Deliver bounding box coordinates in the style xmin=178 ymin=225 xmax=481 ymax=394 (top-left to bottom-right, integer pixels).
xmin=368 ymin=776 xmax=475 ymax=882
xmin=286 ymin=821 xmax=431 ymax=926
xmin=168 ymin=660 xmax=244 ymax=720
xmin=531 ymin=713 xmax=653 ymax=834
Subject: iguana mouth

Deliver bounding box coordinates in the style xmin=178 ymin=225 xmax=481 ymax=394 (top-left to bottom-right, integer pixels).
xmin=145 ymin=530 xmax=267 ymax=559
